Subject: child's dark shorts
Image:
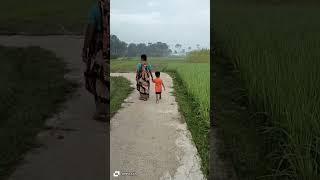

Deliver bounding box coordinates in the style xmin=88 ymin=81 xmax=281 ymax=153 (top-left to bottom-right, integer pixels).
xmin=156 ymin=92 xmax=161 ymax=95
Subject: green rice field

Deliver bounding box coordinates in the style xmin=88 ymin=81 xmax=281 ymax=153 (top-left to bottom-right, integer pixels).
xmin=0 ymin=0 xmax=95 ymax=34
xmin=214 ymin=0 xmax=320 ymax=179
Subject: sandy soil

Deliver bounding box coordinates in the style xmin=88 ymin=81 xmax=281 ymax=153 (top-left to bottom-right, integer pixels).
xmin=110 ymin=73 xmax=205 ymax=180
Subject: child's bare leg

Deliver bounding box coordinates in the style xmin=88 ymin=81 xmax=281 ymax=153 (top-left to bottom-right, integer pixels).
xmin=156 ymin=94 xmax=159 ymax=103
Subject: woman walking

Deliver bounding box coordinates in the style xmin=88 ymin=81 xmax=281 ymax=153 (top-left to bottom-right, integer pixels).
xmin=136 ymin=54 xmax=153 ymax=101
xmin=82 ymin=0 xmax=110 ymax=121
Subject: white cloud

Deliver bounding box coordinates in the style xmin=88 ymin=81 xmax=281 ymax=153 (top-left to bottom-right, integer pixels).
xmin=111 ymin=10 xmax=161 ymax=25
xmin=147 ymin=1 xmax=159 ymax=7
xmin=111 ymin=0 xmax=210 ymax=48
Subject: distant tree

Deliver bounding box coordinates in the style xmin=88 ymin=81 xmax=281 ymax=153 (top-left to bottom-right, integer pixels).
xmin=137 ymin=43 xmax=147 ymax=55
xmin=174 ymin=50 xmax=177 ymax=54
xmin=188 ymin=46 xmax=192 ymax=51
xmin=112 ymin=35 xmax=172 ymax=58
xmin=196 ymin=44 xmax=200 ymax=50
xmin=110 ymin=34 xmax=127 ymax=58
xmin=175 ymin=44 xmax=182 ymax=53
xmin=127 ymin=43 xmax=138 ymax=57
xmin=119 ymin=41 xmax=127 ymax=55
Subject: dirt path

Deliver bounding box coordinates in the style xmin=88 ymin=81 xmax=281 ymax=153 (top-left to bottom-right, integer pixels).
xmin=0 ymin=36 xmax=108 ymax=180
xmin=110 ymin=73 xmax=205 ymax=180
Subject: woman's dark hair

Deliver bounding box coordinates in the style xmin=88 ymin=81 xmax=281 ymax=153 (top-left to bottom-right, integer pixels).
xmin=155 ymin=71 xmax=160 ymax=77
xmin=141 ymin=54 xmax=147 ymax=61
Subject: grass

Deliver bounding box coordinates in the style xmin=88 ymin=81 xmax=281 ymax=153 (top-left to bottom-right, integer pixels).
xmin=186 ymin=49 xmax=210 ymax=63
xmin=0 ymin=46 xmax=76 ymax=179
xmin=110 ymin=76 xmax=133 ymax=117
xmin=0 ymin=0 xmax=95 ymax=34
xmin=169 ymin=71 xmax=210 ymax=176
xmin=111 ymin=54 xmax=210 ymax=177
xmin=212 ymin=56 xmax=272 ymax=179
xmin=213 ymin=0 xmax=320 ymax=179
xmin=111 ymin=58 xmax=186 ymax=73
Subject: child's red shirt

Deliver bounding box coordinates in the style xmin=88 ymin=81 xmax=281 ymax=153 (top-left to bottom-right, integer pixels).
xmin=152 ymin=78 xmax=163 ymax=93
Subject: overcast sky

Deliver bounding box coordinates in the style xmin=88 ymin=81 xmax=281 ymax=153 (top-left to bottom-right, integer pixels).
xmin=111 ymin=0 xmax=210 ymax=50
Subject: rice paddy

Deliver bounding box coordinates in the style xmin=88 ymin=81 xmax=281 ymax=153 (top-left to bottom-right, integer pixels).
xmin=213 ymin=0 xmax=320 ymax=179
xmin=0 ymin=0 xmax=95 ymax=34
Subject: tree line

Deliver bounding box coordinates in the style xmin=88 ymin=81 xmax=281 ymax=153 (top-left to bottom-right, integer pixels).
xmin=111 ymin=34 xmax=173 ymax=58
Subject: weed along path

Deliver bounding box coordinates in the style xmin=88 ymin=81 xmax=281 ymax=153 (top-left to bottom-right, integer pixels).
xmin=110 ymin=73 xmax=205 ymax=180
xmin=0 ymin=36 xmax=107 ymax=180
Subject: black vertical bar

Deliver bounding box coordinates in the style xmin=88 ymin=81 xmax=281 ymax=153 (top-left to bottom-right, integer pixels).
xmin=106 ymin=0 xmax=110 ymax=178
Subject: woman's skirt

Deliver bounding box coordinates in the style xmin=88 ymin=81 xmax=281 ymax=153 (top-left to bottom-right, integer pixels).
xmin=137 ymin=76 xmax=150 ymax=100
xmin=84 ymin=51 xmax=109 ymax=117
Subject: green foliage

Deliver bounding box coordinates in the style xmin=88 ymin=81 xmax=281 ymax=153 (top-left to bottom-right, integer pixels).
xmin=168 ymin=63 xmax=210 ymax=177
xmin=110 ymin=58 xmax=186 ymax=73
xmin=110 ymin=35 xmax=172 ymax=58
xmin=0 ymin=0 xmax=95 ymax=34
xmin=110 ymin=77 xmax=133 ymax=117
xmin=170 ymin=70 xmax=210 ymax=177
xmin=213 ymin=56 xmax=272 ymax=179
xmin=214 ymin=1 xmax=320 ymax=179
xmin=186 ymin=49 xmax=210 ymax=63
xmin=167 ymin=64 xmax=210 ymax=125
xmin=110 ymin=35 xmax=128 ymax=58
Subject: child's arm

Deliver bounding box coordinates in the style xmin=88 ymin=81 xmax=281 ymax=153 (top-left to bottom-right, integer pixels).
xmin=162 ymin=82 xmax=166 ymax=91
xmin=148 ymin=65 xmax=153 ymax=80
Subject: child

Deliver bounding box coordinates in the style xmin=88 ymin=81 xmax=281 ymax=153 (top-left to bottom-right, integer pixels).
xmin=152 ymin=71 xmax=165 ymax=103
